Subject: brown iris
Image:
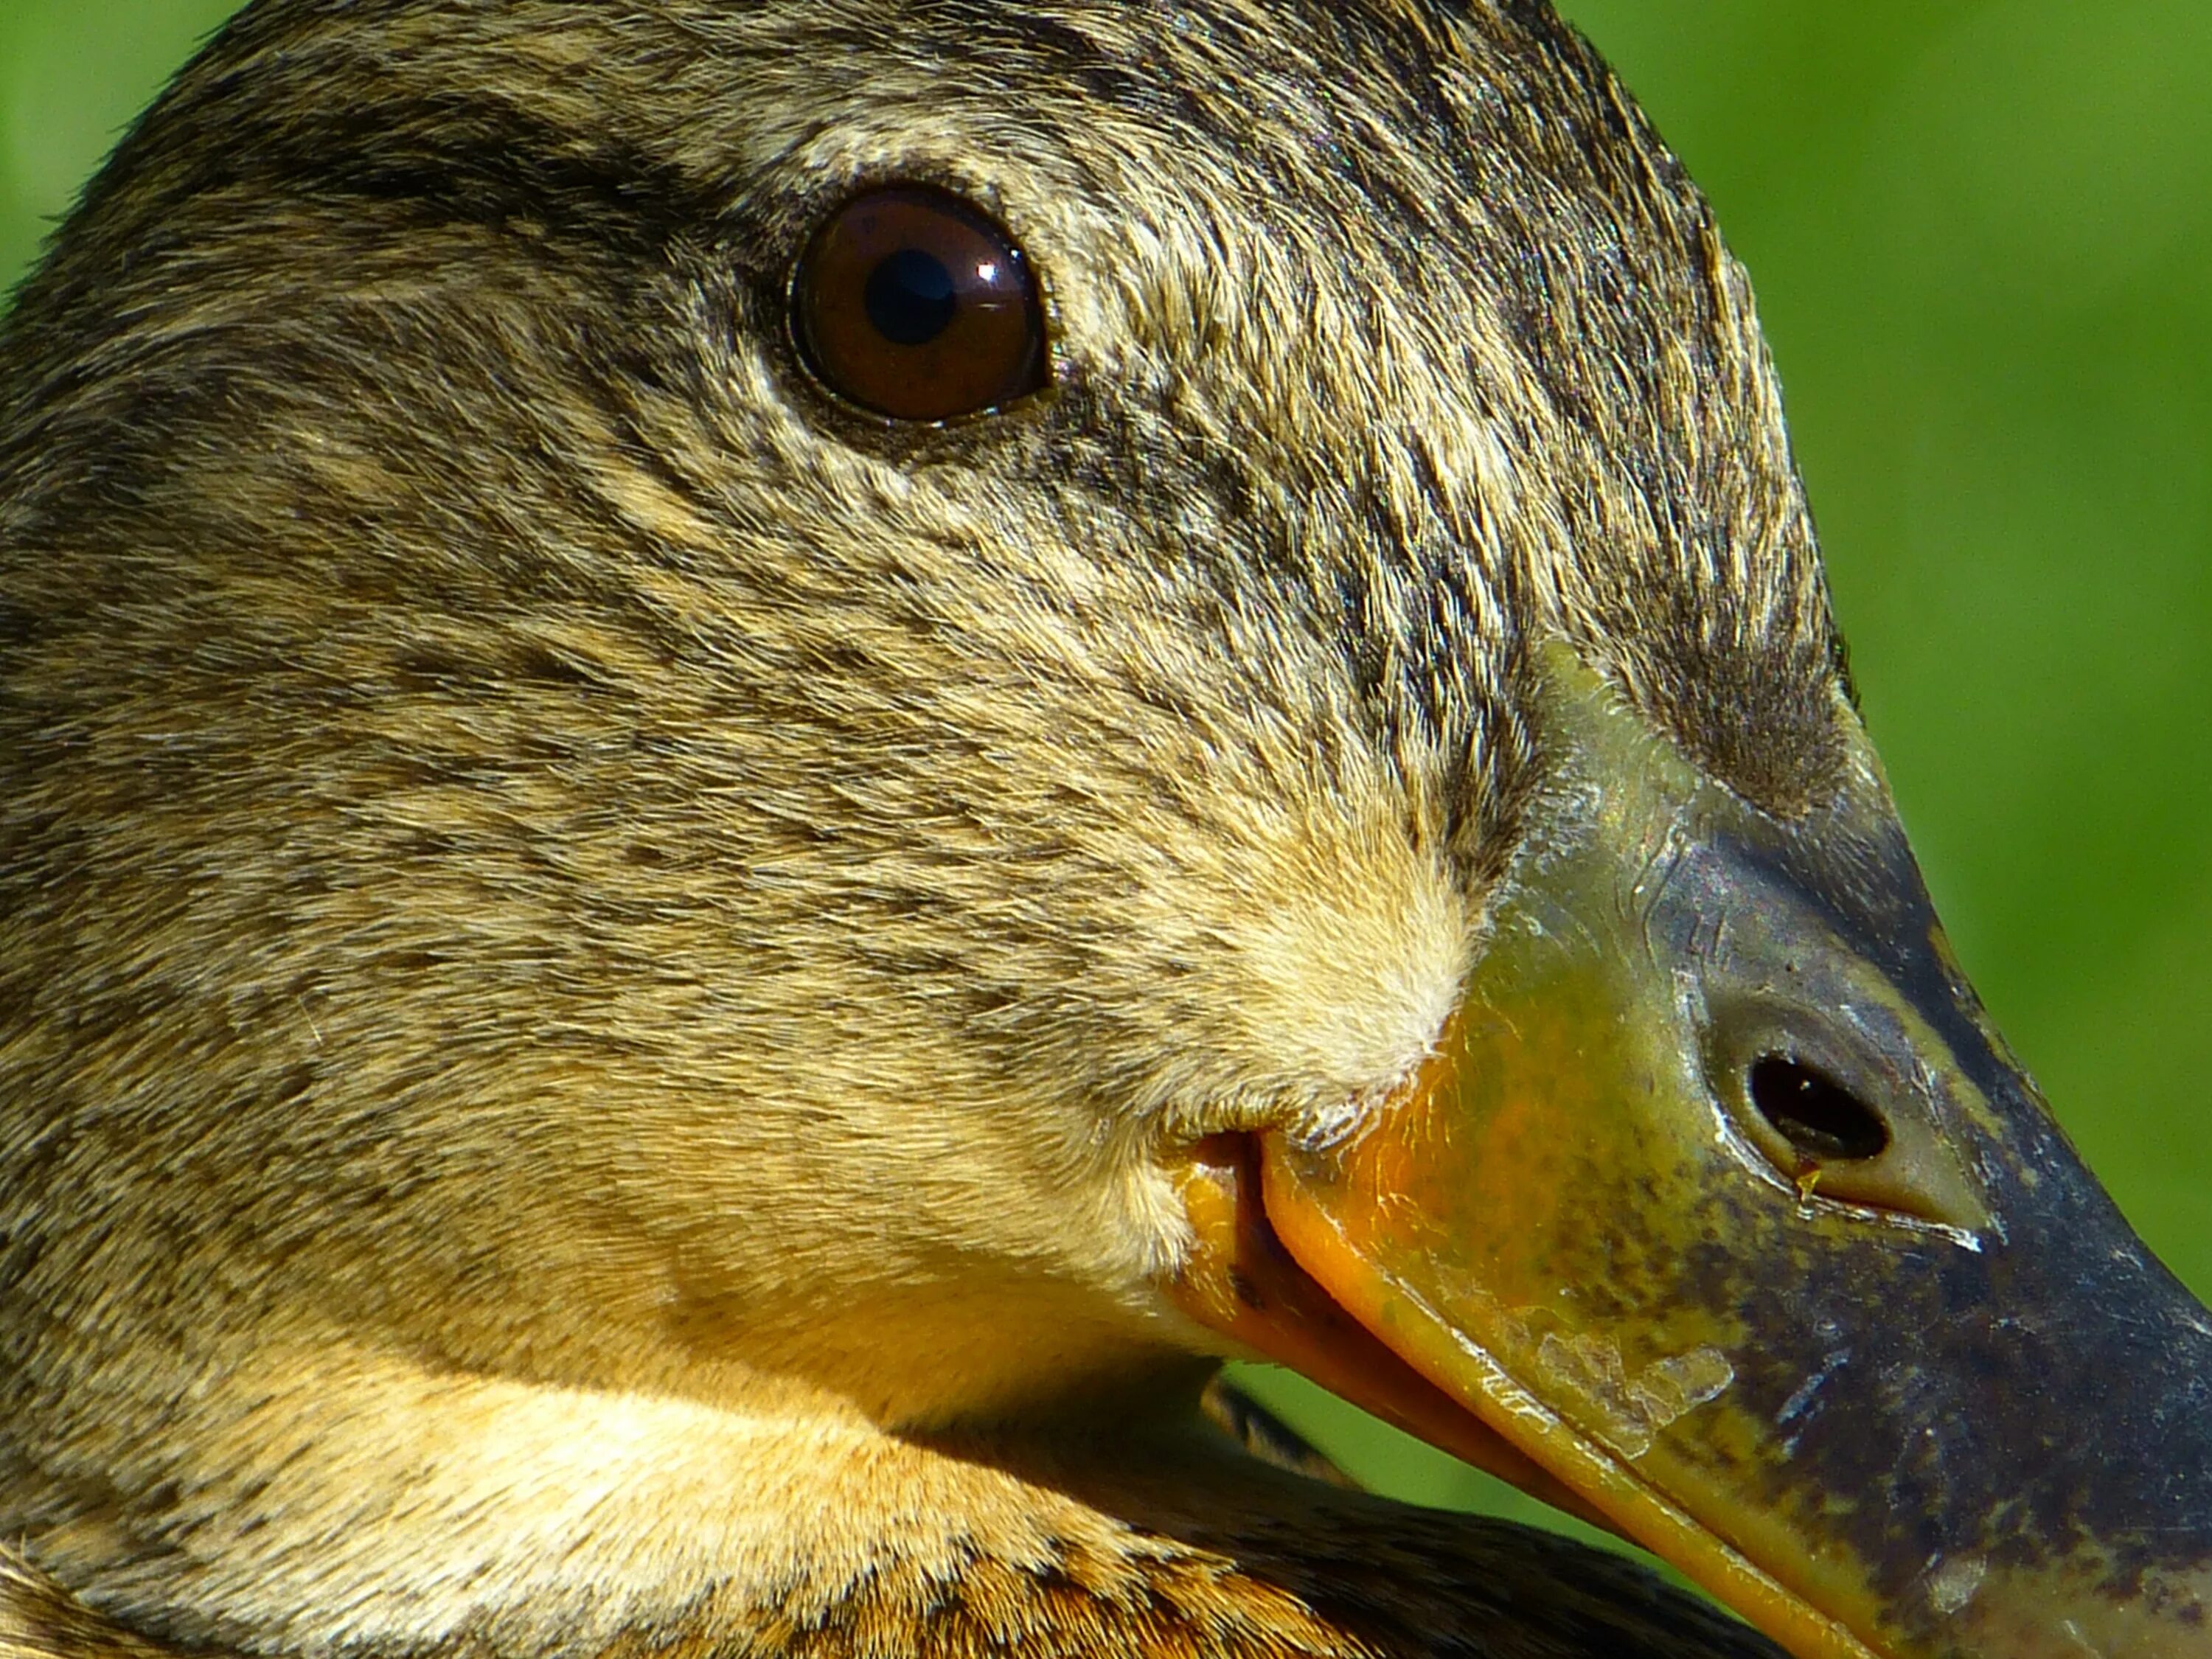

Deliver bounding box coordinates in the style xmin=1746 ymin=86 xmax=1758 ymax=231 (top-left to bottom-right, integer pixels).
xmin=793 ymin=187 xmax=1046 ymax=422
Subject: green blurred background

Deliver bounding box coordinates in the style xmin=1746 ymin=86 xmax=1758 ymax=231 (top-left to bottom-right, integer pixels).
xmin=7 ymin=0 xmax=2210 ymax=1568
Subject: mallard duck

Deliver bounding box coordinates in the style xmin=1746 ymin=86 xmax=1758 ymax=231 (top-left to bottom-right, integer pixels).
xmin=2 ymin=3 xmax=2208 ymax=1658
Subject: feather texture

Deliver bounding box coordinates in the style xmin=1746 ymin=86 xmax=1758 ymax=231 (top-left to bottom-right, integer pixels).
xmin=0 ymin=3 xmax=1832 ymax=1655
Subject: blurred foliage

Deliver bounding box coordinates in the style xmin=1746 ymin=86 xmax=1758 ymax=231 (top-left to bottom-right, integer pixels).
xmin=8 ymin=0 xmax=2210 ymax=1568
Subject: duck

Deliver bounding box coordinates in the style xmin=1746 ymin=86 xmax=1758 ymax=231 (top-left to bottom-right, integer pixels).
xmin=2 ymin=3 xmax=2209 ymax=1658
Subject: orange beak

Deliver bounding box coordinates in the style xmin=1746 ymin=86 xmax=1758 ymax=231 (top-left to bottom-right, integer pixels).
xmin=1170 ymin=647 xmax=2212 ymax=1659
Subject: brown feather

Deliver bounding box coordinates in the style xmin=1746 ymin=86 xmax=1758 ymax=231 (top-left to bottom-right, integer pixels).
xmin=0 ymin=2 xmax=1829 ymax=1655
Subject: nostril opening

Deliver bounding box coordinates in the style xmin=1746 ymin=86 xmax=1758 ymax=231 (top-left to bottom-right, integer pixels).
xmin=1748 ymin=1057 xmax=1890 ymax=1163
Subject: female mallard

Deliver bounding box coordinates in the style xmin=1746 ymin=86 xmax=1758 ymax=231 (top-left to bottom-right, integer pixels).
xmin=1 ymin=4 xmax=2207 ymax=1658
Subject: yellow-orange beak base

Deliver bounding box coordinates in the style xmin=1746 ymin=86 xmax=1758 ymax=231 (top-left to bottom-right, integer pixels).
xmin=1175 ymin=652 xmax=2212 ymax=1659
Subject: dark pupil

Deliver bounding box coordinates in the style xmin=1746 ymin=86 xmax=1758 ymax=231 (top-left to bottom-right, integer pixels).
xmin=864 ymin=247 xmax=959 ymax=346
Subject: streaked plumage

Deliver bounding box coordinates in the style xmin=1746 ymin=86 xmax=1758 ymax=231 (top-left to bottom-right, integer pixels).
xmin=4 ymin=5 xmax=2205 ymax=1659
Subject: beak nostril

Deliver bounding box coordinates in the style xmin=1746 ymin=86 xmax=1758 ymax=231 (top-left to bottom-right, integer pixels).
xmin=1705 ymin=1015 xmax=1986 ymax=1228
xmin=1747 ymin=1057 xmax=1890 ymax=1164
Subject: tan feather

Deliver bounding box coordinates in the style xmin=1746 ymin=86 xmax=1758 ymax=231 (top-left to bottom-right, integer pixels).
xmin=0 ymin=3 xmax=1832 ymax=1655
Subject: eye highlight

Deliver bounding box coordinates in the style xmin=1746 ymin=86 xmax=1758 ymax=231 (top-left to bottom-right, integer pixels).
xmin=793 ymin=187 xmax=1046 ymax=422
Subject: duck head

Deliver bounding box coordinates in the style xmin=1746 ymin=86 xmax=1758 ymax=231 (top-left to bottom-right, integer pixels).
xmin=0 ymin=4 xmax=2206 ymax=1658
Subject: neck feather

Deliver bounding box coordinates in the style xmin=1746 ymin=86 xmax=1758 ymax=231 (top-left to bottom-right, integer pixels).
xmin=3 ymin=1352 xmax=1773 ymax=1659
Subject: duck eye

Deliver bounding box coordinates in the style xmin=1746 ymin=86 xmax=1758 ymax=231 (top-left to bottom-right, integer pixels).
xmin=793 ymin=187 xmax=1046 ymax=422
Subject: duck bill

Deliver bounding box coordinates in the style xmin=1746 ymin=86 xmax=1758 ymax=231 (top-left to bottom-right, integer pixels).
xmin=1180 ymin=649 xmax=2212 ymax=1659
